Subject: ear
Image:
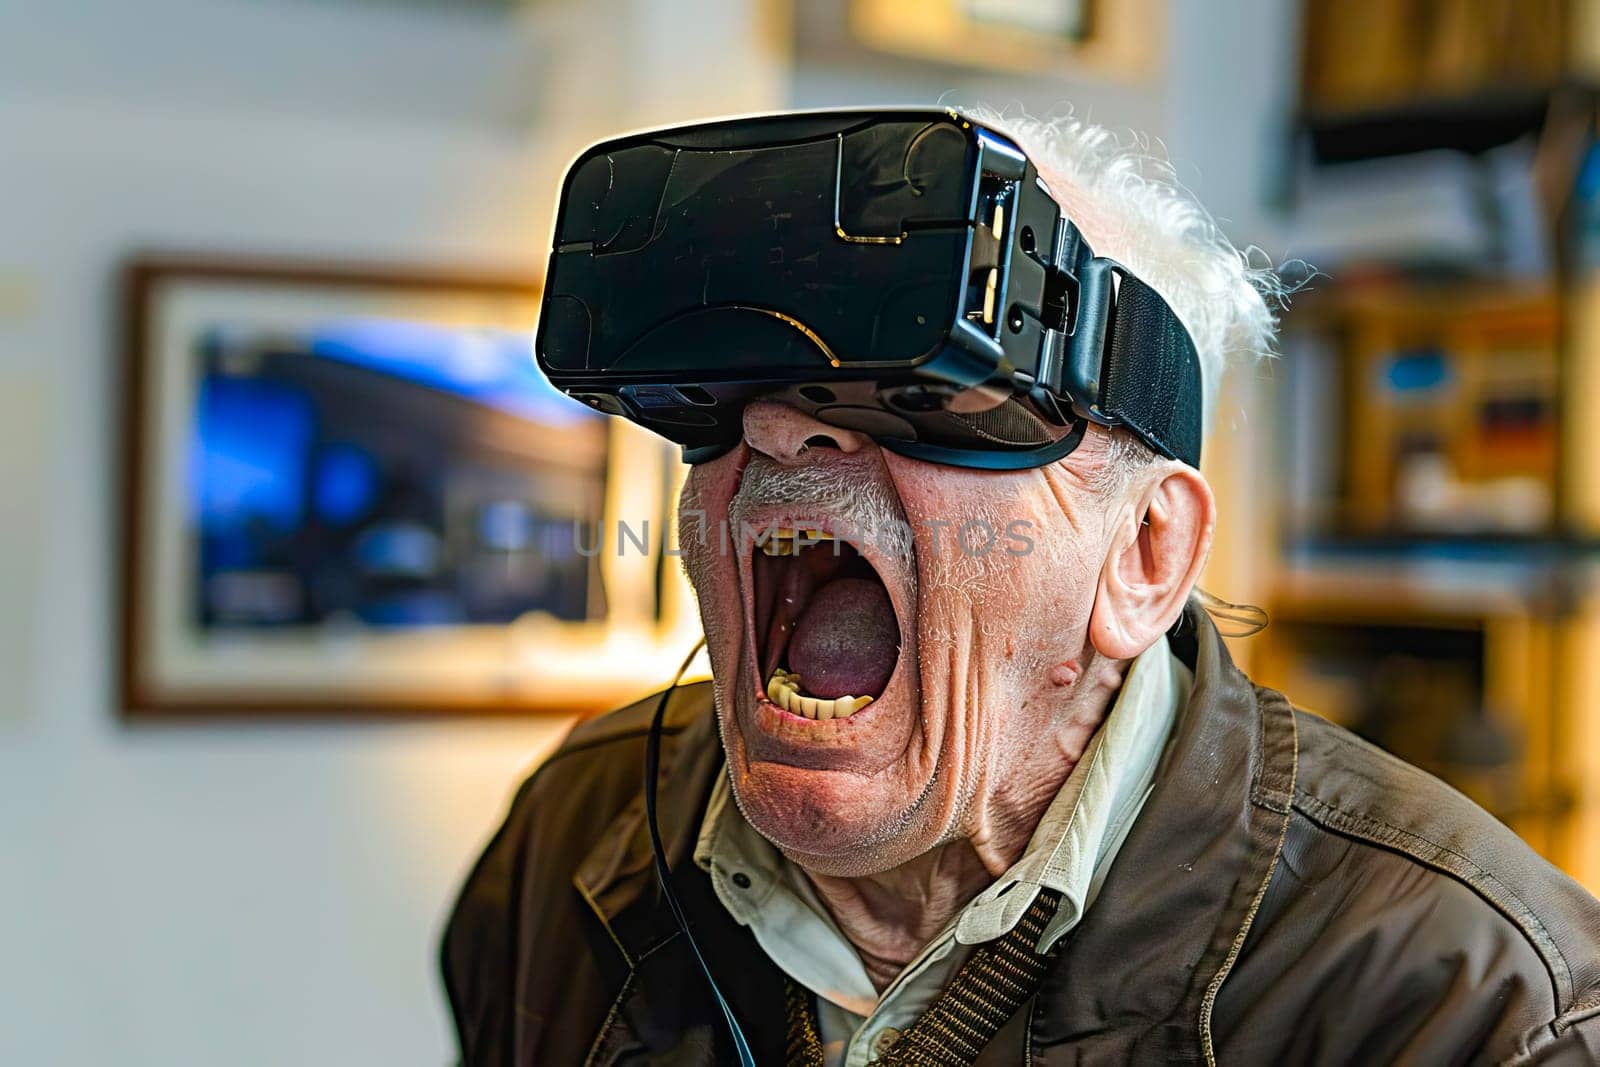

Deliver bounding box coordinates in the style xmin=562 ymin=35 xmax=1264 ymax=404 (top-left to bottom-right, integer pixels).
xmin=1088 ymin=463 xmax=1215 ymax=661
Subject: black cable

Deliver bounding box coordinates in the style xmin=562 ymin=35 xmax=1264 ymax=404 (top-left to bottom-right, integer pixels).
xmin=643 ymin=637 xmax=756 ymax=1067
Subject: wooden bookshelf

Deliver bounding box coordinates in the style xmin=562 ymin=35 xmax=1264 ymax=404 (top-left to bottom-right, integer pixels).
xmin=1301 ymin=0 xmax=1569 ymax=116
xmin=1254 ymin=0 xmax=1600 ymax=889
xmin=1287 ymin=282 xmax=1561 ymax=537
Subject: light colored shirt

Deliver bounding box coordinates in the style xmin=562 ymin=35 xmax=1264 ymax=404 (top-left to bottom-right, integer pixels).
xmin=693 ymin=635 xmax=1192 ymax=1067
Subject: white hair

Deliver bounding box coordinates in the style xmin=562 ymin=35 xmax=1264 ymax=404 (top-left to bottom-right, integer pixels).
xmin=962 ymin=105 xmax=1288 ymax=432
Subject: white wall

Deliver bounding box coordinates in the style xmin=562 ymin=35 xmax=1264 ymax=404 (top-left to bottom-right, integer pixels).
xmin=0 ymin=2 xmax=1290 ymax=1064
xmin=0 ymin=2 xmax=779 ymax=1065
xmin=1164 ymin=0 xmax=1300 ymax=630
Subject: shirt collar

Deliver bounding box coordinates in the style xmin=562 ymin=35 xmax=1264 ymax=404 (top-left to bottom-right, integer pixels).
xmin=694 ymin=769 xmax=884 ymax=1015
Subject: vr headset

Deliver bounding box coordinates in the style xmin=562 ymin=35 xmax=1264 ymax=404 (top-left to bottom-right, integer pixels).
xmin=536 ymin=108 xmax=1204 ymax=470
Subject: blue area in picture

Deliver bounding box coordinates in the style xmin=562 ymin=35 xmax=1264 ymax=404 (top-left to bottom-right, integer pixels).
xmin=188 ymin=317 xmax=610 ymax=630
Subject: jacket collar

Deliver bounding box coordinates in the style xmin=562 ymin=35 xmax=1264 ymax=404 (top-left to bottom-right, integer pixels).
xmin=573 ymin=603 xmax=1298 ymax=1063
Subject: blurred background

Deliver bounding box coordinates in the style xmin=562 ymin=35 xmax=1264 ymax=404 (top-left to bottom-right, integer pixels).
xmin=2 ymin=0 xmax=1597 ymax=1063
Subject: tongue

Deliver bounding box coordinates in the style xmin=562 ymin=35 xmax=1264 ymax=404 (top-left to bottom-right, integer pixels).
xmin=787 ymin=577 xmax=898 ymax=699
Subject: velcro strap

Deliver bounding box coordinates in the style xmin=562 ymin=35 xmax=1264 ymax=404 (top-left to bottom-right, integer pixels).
xmin=1100 ymin=270 xmax=1203 ymax=467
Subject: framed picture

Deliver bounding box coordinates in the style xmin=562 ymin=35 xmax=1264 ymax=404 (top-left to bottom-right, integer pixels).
xmin=119 ymin=257 xmax=701 ymax=717
xmin=844 ymin=0 xmax=1158 ymax=81
xmin=959 ymin=0 xmax=1088 ymax=38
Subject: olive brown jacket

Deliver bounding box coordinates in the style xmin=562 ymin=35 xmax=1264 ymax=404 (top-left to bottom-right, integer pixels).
xmin=442 ymin=607 xmax=1600 ymax=1064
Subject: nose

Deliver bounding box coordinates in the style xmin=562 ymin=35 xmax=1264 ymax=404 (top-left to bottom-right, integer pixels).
xmin=742 ymin=401 xmax=869 ymax=465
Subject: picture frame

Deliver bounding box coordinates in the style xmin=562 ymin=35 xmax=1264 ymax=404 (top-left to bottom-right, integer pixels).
xmin=843 ymin=0 xmax=1158 ymax=82
xmin=118 ymin=256 xmax=701 ymax=718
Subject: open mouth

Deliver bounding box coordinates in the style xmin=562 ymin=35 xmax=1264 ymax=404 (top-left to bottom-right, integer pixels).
xmin=751 ymin=526 xmax=902 ymax=721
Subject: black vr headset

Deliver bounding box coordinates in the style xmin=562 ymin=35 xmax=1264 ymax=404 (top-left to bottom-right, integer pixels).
xmin=536 ymin=108 xmax=1204 ymax=470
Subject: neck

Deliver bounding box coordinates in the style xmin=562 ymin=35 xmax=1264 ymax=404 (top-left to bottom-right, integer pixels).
xmin=803 ymin=841 xmax=996 ymax=991
xmin=799 ymin=657 xmax=1127 ymax=992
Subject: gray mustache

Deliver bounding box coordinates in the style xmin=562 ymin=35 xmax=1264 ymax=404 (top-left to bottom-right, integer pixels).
xmin=726 ymin=455 xmax=914 ymax=557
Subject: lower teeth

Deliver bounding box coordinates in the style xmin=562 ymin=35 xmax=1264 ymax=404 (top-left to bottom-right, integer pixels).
xmin=765 ymin=668 xmax=872 ymax=720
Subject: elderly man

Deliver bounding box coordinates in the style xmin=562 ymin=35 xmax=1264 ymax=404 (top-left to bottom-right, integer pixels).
xmin=442 ymin=110 xmax=1600 ymax=1065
